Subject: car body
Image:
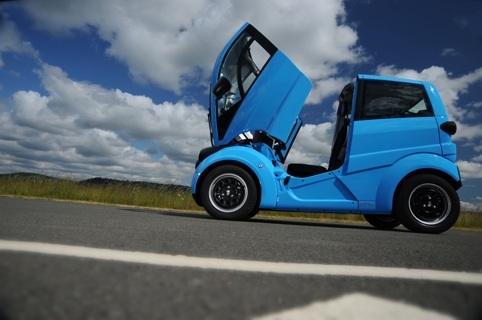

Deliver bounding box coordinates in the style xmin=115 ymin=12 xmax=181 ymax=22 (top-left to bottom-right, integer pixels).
xmin=191 ymin=23 xmax=462 ymax=233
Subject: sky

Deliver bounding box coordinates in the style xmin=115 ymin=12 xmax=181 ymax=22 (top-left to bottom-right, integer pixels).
xmin=0 ymin=0 xmax=481 ymax=209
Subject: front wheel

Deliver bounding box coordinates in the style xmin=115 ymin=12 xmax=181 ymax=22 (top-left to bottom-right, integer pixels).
xmin=200 ymin=165 xmax=259 ymax=220
xmin=393 ymin=174 xmax=460 ymax=234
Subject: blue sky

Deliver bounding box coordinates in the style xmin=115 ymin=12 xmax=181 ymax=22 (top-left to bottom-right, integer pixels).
xmin=0 ymin=0 xmax=481 ymax=209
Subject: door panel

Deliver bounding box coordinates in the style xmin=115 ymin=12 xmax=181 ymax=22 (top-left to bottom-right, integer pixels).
xmin=209 ymin=23 xmax=311 ymax=152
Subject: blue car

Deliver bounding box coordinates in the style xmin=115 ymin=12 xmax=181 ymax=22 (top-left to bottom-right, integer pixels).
xmin=191 ymin=23 xmax=462 ymax=234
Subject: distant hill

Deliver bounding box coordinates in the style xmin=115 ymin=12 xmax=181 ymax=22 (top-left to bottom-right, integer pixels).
xmin=0 ymin=172 xmax=190 ymax=192
xmin=0 ymin=172 xmax=62 ymax=181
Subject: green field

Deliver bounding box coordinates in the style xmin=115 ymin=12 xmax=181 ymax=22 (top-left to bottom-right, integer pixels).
xmin=1 ymin=173 xmax=480 ymax=230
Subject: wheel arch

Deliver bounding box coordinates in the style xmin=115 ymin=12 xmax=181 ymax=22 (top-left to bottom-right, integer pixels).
xmin=375 ymin=154 xmax=461 ymax=213
xmin=394 ymin=168 xmax=461 ymax=198
xmin=192 ymin=148 xmax=279 ymax=209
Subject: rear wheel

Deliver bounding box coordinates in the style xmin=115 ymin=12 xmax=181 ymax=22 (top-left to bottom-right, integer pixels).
xmin=363 ymin=214 xmax=400 ymax=229
xmin=393 ymin=174 xmax=460 ymax=234
xmin=200 ymin=165 xmax=259 ymax=220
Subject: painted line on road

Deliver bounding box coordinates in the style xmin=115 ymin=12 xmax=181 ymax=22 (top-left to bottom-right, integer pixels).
xmin=1 ymin=239 xmax=481 ymax=285
xmin=253 ymin=293 xmax=457 ymax=320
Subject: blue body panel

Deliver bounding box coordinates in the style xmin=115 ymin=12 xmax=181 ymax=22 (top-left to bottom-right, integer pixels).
xmin=276 ymin=171 xmax=358 ymax=212
xmin=219 ymin=52 xmax=311 ymax=146
xmin=424 ymin=82 xmax=458 ymax=161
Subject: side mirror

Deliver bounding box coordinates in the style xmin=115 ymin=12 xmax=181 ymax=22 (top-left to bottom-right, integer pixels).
xmin=212 ymin=76 xmax=232 ymax=99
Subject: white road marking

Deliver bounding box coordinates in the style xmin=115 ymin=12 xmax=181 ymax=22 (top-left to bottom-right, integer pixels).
xmin=253 ymin=293 xmax=456 ymax=320
xmin=1 ymin=239 xmax=481 ymax=285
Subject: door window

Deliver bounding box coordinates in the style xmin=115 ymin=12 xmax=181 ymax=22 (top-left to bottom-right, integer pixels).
xmin=216 ymin=31 xmax=271 ymax=139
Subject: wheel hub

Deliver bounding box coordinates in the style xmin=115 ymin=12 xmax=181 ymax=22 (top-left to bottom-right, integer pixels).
xmin=210 ymin=174 xmax=247 ymax=212
xmin=409 ymin=183 xmax=450 ymax=225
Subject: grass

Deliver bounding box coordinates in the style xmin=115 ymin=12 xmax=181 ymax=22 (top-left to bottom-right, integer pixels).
xmin=1 ymin=172 xmax=481 ymax=230
xmin=0 ymin=173 xmax=198 ymax=211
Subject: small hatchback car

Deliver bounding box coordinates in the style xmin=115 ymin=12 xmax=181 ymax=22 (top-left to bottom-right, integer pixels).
xmin=191 ymin=23 xmax=462 ymax=234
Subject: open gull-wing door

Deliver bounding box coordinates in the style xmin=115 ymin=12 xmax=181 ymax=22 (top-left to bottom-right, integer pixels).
xmin=209 ymin=23 xmax=311 ymax=162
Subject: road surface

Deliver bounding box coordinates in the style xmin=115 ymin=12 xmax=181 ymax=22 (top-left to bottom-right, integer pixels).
xmin=1 ymin=197 xmax=481 ymax=319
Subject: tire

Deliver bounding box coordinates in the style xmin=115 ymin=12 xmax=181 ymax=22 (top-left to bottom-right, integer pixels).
xmin=363 ymin=214 xmax=400 ymax=229
xmin=200 ymin=165 xmax=259 ymax=220
xmin=393 ymin=174 xmax=460 ymax=234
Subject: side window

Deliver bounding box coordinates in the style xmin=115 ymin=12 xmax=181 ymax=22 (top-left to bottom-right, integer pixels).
xmin=217 ymin=33 xmax=270 ymax=117
xmin=216 ymin=31 xmax=271 ymax=139
xmin=360 ymin=81 xmax=433 ymax=120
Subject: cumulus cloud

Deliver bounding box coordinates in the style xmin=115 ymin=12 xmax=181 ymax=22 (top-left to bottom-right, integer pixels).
xmin=0 ymin=0 xmax=366 ymax=184
xmin=0 ymin=63 xmax=210 ymax=183
xmin=0 ymin=14 xmax=37 ymax=68
xmin=286 ymin=123 xmax=334 ymax=166
xmin=468 ymin=101 xmax=482 ymax=108
xmin=441 ymin=48 xmax=460 ymax=57
xmin=457 ymin=160 xmax=482 ymax=180
xmin=19 ymin=0 xmax=363 ymax=101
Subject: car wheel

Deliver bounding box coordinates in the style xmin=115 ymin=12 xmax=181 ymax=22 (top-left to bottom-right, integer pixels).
xmin=363 ymin=214 xmax=400 ymax=229
xmin=394 ymin=174 xmax=460 ymax=234
xmin=200 ymin=165 xmax=259 ymax=220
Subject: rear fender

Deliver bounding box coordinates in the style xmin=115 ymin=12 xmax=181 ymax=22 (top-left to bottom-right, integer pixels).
xmin=376 ymin=154 xmax=461 ymax=213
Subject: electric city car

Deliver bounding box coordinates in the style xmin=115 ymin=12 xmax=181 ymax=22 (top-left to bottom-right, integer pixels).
xmin=191 ymin=23 xmax=462 ymax=234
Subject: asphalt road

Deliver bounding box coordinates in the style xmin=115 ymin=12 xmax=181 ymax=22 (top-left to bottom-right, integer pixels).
xmin=0 ymin=197 xmax=481 ymax=319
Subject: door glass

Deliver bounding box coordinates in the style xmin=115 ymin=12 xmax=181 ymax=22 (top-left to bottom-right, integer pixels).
xmin=216 ymin=31 xmax=271 ymax=139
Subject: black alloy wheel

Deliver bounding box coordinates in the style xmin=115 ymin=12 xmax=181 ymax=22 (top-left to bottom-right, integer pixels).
xmin=200 ymin=165 xmax=259 ymax=220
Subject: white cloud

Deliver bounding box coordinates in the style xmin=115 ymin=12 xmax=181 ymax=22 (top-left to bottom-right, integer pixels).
xmin=307 ymin=77 xmax=351 ymax=105
xmin=441 ymin=48 xmax=460 ymax=57
xmin=472 ymin=154 xmax=482 ymax=162
xmin=2 ymin=0 xmax=365 ymax=184
xmin=0 ymin=15 xmax=38 ymax=68
xmin=474 ymin=145 xmax=482 ymax=153
xmin=468 ymin=101 xmax=482 ymax=108
xmin=286 ymin=123 xmax=334 ymax=166
xmin=457 ymin=160 xmax=482 ymax=180
xmin=20 ymin=0 xmax=364 ymax=101
xmin=0 ymin=63 xmax=210 ymax=184
xmin=460 ymin=201 xmax=481 ymax=212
